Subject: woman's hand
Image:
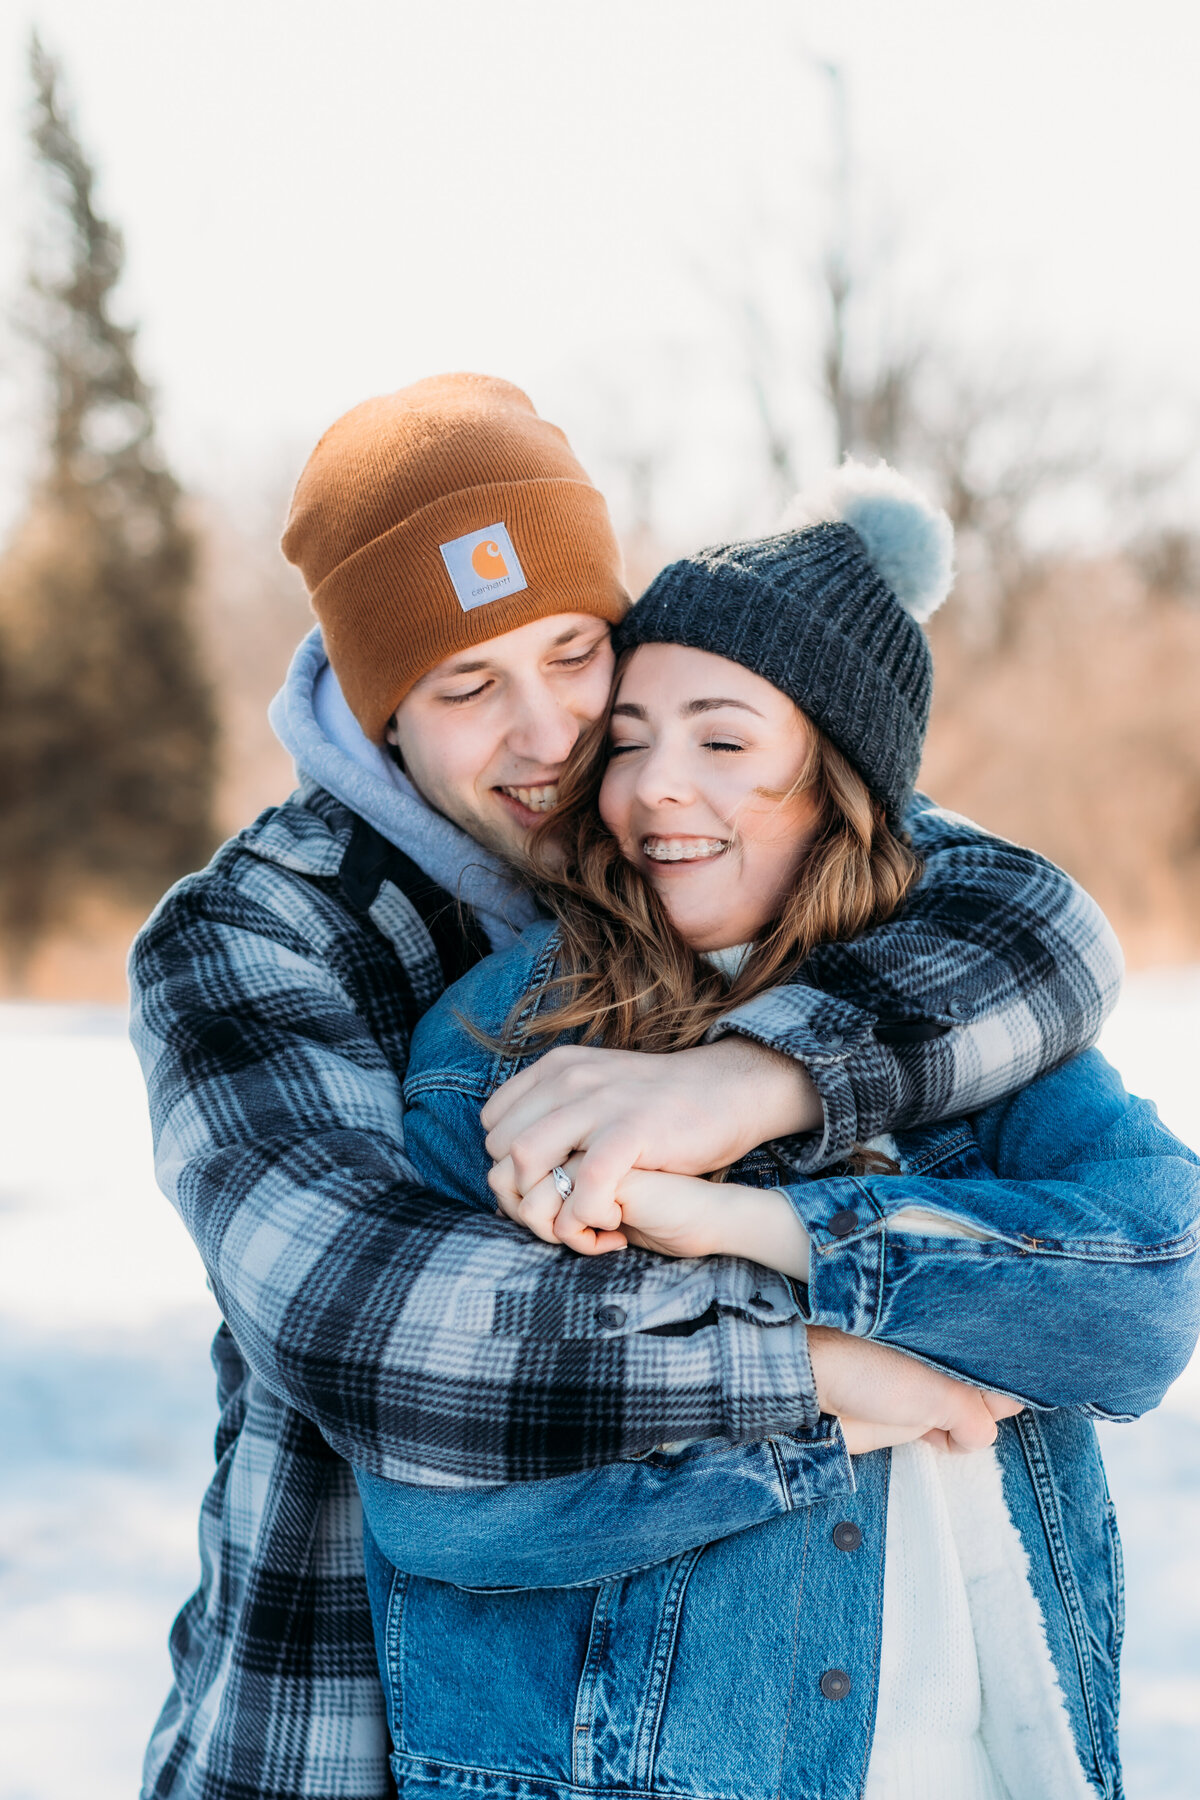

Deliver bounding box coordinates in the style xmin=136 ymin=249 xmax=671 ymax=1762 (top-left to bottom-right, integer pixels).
xmin=604 ymin=1169 xmax=731 ymax=1259
xmin=488 ymin=1156 xmax=726 ymax=1258
xmin=620 ymin=1175 xmax=812 ymax=1279
xmin=489 ymin=1157 xmax=813 ymax=1276
xmin=488 ymin=1153 xmax=624 ymax=1254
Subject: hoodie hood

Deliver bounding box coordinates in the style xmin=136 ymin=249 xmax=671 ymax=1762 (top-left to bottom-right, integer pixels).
xmin=269 ymin=628 xmax=541 ymax=950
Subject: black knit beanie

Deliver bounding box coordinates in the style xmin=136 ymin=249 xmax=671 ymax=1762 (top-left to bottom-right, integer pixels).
xmin=613 ymin=460 xmax=955 ymax=825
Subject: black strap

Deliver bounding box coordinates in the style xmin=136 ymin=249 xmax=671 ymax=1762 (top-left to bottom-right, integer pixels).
xmin=339 ymin=814 xmax=491 ymax=990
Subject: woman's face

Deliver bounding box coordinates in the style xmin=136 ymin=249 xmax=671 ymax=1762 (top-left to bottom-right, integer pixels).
xmin=599 ymin=643 xmax=821 ymax=952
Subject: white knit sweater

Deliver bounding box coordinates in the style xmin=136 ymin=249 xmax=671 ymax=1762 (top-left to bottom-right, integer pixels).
xmin=865 ymin=1443 xmax=1007 ymax=1799
xmin=861 ymin=1163 xmax=1094 ymax=1800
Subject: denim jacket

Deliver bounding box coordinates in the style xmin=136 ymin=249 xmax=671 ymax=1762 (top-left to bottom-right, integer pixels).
xmin=354 ymin=922 xmax=1200 ymax=1800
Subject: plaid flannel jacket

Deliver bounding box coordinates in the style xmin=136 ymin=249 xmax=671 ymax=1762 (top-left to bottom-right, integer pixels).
xmin=129 ymin=784 xmax=1122 ymax=1800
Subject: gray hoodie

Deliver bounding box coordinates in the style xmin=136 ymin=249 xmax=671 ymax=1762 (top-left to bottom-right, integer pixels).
xmin=269 ymin=627 xmax=542 ymax=950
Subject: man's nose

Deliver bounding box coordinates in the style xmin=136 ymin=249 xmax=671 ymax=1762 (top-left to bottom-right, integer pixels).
xmin=505 ymin=681 xmax=583 ymax=768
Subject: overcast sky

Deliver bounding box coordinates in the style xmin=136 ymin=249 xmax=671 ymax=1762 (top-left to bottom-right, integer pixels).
xmin=1 ymin=0 xmax=1198 ymax=540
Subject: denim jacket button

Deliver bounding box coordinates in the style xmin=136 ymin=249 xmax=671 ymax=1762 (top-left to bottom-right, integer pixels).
xmin=595 ymin=1304 xmax=626 ymax=1329
xmin=832 ymin=1521 xmax=863 ymax=1553
xmin=828 ymin=1209 xmax=859 ymax=1238
xmin=820 ymin=1668 xmax=852 ymax=1701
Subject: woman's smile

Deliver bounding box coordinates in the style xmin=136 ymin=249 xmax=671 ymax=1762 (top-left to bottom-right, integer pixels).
xmin=641 ymin=834 xmax=730 ymax=864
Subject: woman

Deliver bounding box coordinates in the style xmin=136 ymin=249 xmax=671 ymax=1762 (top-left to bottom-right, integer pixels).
xmin=356 ymin=464 xmax=1200 ymax=1799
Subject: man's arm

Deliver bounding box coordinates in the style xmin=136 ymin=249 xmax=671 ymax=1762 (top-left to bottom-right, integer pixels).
xmin=713 ymin=796 xmax=1124 ymax=1170
xmin=484 ymin=800 xmax=1123 ymax=1207
xmin=355 ymin=1329 xmax=1007 ymax=1591
xmin=356 ymin=1051 xmax=1198 ymax=1592
xmin=129 ymin=862 xmax=828 ymax=1487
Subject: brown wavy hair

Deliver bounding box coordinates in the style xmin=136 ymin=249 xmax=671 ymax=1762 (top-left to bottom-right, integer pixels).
xmin=502 ymin=649 xmax=922 ymax=1058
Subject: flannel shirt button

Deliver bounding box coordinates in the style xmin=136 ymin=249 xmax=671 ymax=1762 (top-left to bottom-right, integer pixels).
xmin=750 ymin=1292 xmax=774 ymax=1310
xmin=828 ymin=1208 xmax=859 ymax=1238
xmin=203 ymin=1019 xmax=241 ymax=1055
xmin=596 ymin=1304 xmax=626 ymax=1329
xmin=947 ymin=998 xmax=970 ymax=1019
xmin=825 ymin=1032 xmax=845 ymax=1050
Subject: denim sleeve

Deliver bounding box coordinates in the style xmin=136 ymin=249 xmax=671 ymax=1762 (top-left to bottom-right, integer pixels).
xmin=402 ymin=1081 xmax=497 ymax=1214
xmin=706 ymin=796 xmax=1124 ymax=1172
xmin=781 ymin=1051 xmax=1200 ymax=1419
xmin=355 ymin=1423 xmax=853 ymax=1589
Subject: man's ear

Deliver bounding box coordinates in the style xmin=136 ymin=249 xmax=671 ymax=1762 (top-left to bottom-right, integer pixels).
xmin=384 ymin=713 xmax=405 ymax=771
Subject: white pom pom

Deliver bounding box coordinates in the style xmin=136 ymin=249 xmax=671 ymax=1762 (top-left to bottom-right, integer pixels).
xmin=780 ymin=459 xmax=954 ymax=623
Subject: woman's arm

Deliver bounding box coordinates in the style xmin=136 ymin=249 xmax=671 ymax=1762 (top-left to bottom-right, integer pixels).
xmin=750 ymin=1051 xmax=1200 ymax=1418
xmin=498 ymin=1048 xmax=1199 ymax=1421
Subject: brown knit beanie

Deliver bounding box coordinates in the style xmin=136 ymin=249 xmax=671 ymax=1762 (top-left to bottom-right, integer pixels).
xmin=282 ymin=373 xmax=630 ymax=741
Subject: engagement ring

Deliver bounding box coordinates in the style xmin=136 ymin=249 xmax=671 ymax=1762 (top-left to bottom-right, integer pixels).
xmin=551 ymin=1165 xmax=575 ymax=1202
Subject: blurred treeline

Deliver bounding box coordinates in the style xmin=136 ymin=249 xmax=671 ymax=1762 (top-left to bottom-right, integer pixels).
xmin=0 ymin=41 xmax=307 ymax=998
xmin=2 ymin=43 xmax=1199 ymax=1001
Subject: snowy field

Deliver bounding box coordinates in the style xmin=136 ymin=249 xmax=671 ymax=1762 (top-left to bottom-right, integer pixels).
xmin=2 ymin=974 xmax=1199 ymax=1800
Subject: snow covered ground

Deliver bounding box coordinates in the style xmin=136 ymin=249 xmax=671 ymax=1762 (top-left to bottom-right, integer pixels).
xmin=2 ymin=974 xmax=1199 ymax=1800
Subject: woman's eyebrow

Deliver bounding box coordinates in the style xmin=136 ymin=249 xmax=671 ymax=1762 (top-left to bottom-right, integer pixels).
xmin=683 ymin=697 xmax=763 ymax=717
xmin=611 ymin=696 xmax=764 ymax=721
xmin=615 ymin=691 xmax=766 ymax=720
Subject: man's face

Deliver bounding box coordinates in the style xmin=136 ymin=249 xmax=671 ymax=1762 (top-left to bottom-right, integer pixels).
xmin=386 ymin=612 xmax=615 ymax=861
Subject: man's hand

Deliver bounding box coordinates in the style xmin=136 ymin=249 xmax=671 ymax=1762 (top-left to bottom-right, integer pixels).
xmin=482 ymin=1040 xmax=823 ymax=1223
xmin=806 ymin=1326 xmax=1024 ymax=1456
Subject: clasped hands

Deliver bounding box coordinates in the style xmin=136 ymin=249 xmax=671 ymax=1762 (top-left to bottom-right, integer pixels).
xmin=482 ymin=1040 xmax=1023 ymax=1456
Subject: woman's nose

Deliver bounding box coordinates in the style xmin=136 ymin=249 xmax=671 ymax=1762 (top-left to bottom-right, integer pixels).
xmin=633 ymin=740 xmax=693 ymax=808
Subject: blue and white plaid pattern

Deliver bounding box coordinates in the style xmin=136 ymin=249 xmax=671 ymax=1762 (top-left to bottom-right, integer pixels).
xmin=720 ymin=802 xmax=1126 ymax=1171
xmin=129 ymin=786 xmax=1122 ymax=1799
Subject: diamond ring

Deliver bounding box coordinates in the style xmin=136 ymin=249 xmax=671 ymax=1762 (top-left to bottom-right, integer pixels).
xmin=551 ymin=1165 xmax=575 ymax=1202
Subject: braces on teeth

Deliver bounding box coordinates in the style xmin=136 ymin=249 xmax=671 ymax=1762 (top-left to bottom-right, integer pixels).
xmin=643 ymin=839 xmax=729 ymax=862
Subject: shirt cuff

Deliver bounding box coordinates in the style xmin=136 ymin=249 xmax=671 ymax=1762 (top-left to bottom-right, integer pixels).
xmin=774 ymin=1175 xmax=887 ymax=1339
xmin=705 ymin=986 xmax=880 ymax=1172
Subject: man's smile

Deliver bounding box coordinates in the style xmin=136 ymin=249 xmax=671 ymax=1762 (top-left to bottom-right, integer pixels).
xmin=499 ymin=783 xmax=559 ymax=813
xmin=495 ymin=783 xmax=560 ymax=825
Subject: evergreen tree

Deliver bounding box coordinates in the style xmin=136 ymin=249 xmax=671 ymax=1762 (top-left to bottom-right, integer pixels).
xmin=0 ymin=34 xmax=218 ymax=977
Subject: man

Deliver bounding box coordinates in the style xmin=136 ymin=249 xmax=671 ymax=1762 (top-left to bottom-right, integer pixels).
xmin=130 ymin=373 xmax=1121 ymax=1800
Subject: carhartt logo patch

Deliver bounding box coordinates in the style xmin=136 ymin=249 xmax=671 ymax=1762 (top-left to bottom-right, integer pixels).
xmin=440 ymin=523 xmax=528 ymax=611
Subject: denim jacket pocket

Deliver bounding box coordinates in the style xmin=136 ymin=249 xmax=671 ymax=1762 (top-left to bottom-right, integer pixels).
xmin=380 ymin=1551 xmax=706 ymax=1793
